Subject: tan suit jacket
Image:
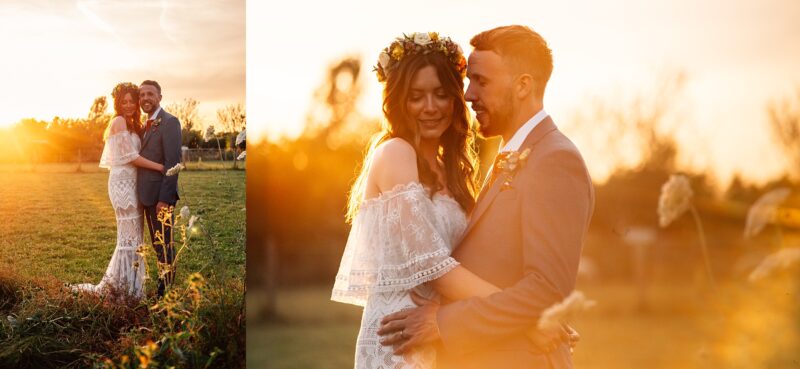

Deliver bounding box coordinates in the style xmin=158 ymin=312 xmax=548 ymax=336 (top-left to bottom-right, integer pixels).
xmin=436 ymin=117 xmax=595 ymax=369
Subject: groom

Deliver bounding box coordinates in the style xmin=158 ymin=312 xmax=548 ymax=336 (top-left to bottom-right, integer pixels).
xmin=138 ymin=80 xmax=182 ymax=298
xmin=378 ymin=26 xmax=595 ymax=368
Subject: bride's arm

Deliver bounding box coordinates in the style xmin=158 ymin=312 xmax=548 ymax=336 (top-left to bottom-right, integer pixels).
xmin=371 ymin=139 xmax=575 ymax=351
xmin=106 ymin=117 xmax=165 ymax=172
xmin=131 ymin=156 xmax=165 ymax=172
xmin=428 ymin=265 xmax=500 ymax=299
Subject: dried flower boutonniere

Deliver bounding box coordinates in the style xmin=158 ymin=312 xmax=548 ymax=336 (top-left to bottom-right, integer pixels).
xmin=492 ymin=147 xmax=531 ymax=190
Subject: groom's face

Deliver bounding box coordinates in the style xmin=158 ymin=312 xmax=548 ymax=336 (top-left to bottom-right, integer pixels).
xmin=139 ymin=85 xmax=161 ymax=115
xmin=465 ymin=50 xmax=515 ymax=138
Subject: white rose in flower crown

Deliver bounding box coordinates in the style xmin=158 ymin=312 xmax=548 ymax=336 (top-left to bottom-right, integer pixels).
xmin=378 ymin=51 xmax=391 ymax=71
xmin=413 ymin=32 xmax=432 ymax=46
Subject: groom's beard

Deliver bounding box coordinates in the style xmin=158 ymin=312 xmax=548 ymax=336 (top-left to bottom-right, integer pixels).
xmin=476 ymin=92 xmax=515 ymax=138
xmin=140 ymin=100 xmax=157 ymax=115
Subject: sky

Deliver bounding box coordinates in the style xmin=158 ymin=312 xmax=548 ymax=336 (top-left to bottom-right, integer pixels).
xmin=0 ymin=0 xmax=245 ymax=129
xmin=247 ymin=0 xmax=800 ymax=186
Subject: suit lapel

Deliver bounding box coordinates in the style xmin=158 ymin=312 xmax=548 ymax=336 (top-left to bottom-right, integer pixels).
xmin=461 ymin=117 xmax=557 ymax=238
xmin=141 ymin=109 xmax=164 ymax=150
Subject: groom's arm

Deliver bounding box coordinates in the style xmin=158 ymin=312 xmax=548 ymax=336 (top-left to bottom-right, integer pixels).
xmin=436 ymin=147 xmax=594 ymax=356
xmin=159 ymin=116 xmax=182 ymax=204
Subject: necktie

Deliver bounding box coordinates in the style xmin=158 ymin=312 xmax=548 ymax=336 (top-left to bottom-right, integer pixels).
xmin=144 ymin=119 xmax=154 ymax=138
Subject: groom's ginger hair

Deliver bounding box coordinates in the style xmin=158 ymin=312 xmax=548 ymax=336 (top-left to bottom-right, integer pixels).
xmin=470 ymin=25 xmax=553 ymax=99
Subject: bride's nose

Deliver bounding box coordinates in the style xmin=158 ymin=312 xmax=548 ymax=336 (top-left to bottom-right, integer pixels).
xmin=422 ymin=95 xmax=437 ymax=114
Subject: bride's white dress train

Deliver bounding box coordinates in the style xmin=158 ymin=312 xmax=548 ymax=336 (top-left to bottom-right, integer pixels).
xmin=73 ymin=127 xmax=145 ymax=298
xmin=332 ymin=182 xmax=467 ymax=369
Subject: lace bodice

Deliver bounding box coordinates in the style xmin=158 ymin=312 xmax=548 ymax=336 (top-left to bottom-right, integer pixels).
xmin=332 ymin=181 xmax=468 ymax=306
xmin=332 ymin=182 xmax=467 ymax=369
xmin=100 ymin=130 xmax=141 ymax=174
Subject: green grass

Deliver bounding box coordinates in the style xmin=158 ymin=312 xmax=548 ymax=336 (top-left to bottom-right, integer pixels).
xmin=0 ymin=162 xmax=245 ymax=368
xmin=0 ymin=162 xmax=245 ymax=286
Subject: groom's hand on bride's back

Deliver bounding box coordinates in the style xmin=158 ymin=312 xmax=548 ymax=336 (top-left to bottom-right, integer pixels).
xmin=377 ymin=291 xmax=441 ymax=355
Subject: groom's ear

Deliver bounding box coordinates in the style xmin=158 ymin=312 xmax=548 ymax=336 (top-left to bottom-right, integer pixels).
xmin=514 ymin=73 xmax=535 ymax=100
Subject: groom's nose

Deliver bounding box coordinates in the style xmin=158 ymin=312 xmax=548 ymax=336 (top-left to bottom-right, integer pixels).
xmin=464 ymin=84 xmax=476 ymax=102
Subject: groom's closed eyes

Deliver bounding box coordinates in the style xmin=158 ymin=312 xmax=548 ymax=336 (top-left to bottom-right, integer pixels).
xmin=467 ymin=74 xmax=488 ymax=87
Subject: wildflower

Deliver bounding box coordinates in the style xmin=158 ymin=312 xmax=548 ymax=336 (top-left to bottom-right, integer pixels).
xmin=188 ymin=215 xmax=199 ymax=230
xmin=390 ymin=42 xmax=404 ymax=60
xmin=413 ymin=32 xmax=432 ymax=46
xmin=236 ymin=129 xmax=246 ymax=146
xmin=658 ymin=174 xmax=693 ymax=227
xmin=136 ymin=340 xmax=158 ymax=369
xmin=748 ymin=247 xmax=800 ymax=282
xmin=180 ymin=205 xmax=190 ymax=220
xmin=744 ymin=187 xmax=791 ymax=238
xmin=537 ymin=291 xmax=596 ymax=331
xmin=156 ymin=206 xmax=173 ymax=225
xmin=165 ymin=163 xmax=184 ymax=176
xmin=378 ymin=52 xmax=391 ymax=71
xmin=237 ymin=151 xmax=246 ymax=160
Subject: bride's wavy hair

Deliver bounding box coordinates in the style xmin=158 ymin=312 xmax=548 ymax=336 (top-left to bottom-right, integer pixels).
xmin=109 ymin=82 xmax=142 ymax=139
xmin=346 ymin=51 xmax=479 ymax=223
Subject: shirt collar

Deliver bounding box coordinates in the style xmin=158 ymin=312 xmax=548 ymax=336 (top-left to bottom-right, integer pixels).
xmin=148 ymin=107 xmax=163 ymax=121
xmin=499 ymin=109 xmax=548 ymax=152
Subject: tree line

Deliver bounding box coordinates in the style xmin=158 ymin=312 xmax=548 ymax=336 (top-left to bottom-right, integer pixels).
xmin=1 ymin=96 xmax=245 ymax=164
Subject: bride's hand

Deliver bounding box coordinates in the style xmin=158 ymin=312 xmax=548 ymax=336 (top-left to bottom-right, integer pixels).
xmin=525 ymin=323 xmax=579 ymax=354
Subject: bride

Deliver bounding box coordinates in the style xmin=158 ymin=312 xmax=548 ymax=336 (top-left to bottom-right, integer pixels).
xmin=73 ymin=82 xmax=164 ymax=299
xmin=331 ymin=32 xmax=571 ymax=369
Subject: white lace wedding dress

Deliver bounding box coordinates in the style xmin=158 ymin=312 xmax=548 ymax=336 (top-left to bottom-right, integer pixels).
xmin=73 ymin=124 xmax=145 ymax=299
xmin=332 ymin=182 xmax=468 ymax=369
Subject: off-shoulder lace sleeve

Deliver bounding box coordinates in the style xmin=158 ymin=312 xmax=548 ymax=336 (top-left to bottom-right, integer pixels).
xmin=331 ymin=182 xmax=459 ymax=306
xmin=99 ymin=130 xmax=139 ymax=168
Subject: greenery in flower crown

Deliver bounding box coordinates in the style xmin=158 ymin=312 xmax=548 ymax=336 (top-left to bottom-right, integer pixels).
xmin=374 ymin=32 xmax=467 ymax=83
xmin=112 ymin=82 xmax=139 ymax=99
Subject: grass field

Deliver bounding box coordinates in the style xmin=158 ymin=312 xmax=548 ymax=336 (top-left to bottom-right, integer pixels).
xmin=0 ymin=161 xmax=245 ymax=285
xmin=0 ymin=162 xmax=245 ymax=368
xmin=248 ymin=274 xmax=800 ymax=369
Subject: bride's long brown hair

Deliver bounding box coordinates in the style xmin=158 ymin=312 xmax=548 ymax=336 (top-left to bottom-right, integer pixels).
xmin=346 ymin=52 xmax=478 ymax=223
xmin=108 ymin=82 xmax=143 ymax=139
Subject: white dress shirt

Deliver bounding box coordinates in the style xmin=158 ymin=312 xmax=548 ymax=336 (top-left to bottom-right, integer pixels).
xmin=499 ymin=109 xmax=548 ymax=152
xmin=482 ymin=109 xmax=549 ymax=189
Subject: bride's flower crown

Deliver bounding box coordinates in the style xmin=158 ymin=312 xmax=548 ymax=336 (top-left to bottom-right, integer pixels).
xmin=112 ymin=82 xmax=139 ymax=98
xmin=374 ymin=32 xmax=467 ymax=83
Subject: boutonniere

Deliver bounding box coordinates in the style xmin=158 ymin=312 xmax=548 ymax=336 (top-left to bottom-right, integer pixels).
xmin=152 ymin=117 xmax=162 ymax=129
xmin=493 ymin=148 xmax=531 ymax=190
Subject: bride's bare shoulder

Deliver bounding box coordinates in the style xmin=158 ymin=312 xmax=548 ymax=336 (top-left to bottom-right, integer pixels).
xmin=373 ymin=138 xmax=415 ymax=162
xmin=369 ymin=138 xmax=419 ymax=192
xmin=107 ymin=116 xmax=128 ymax=135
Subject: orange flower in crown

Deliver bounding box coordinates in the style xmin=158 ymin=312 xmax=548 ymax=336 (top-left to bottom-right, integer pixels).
xmin=374 ymin=32 xmax=467 ymax=83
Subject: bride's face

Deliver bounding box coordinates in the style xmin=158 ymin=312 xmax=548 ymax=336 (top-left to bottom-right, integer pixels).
xmin=406 ymin=65 xmax=454 ymax=142
xmin=121 ymin=93 xmax=137 ymax=119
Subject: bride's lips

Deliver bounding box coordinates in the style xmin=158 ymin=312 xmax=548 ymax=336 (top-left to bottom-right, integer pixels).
xmin=418 ymin=118 xmax=443 ymax=129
